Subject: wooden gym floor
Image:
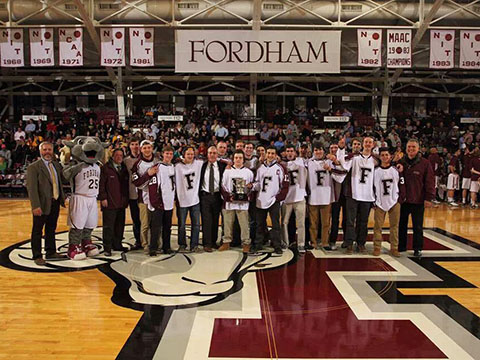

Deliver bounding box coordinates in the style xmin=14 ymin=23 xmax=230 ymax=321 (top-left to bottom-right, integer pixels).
xmin=0 ymin=199 xmax=480 ymax=359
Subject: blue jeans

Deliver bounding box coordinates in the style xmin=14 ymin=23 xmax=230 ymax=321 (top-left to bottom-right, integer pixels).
xmin=177 ymin=203 xmax=201 ymax=249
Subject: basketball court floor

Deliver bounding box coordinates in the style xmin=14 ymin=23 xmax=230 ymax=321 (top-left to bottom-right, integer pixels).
xmin=1 ymin=199 xmax=480 ymax=359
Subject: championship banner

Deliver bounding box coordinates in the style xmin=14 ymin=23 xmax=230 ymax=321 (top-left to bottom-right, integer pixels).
xmin=29 ymin=28 xmax=54 ymax=67
xmin=101 ymin=28 xmax=125 ymax=67
xmin=176 ymin=30 xmax=341 ymax=73
xmin=0 ymin=29 xmax=24 ymax=67
xmin=430 ymin=30 xmax=454 ymax=69
xmin=460 ymin=30 xmax=480 ymax=69
xmin=357 ymin=29 xmax=382 ymax=67
xmin=386 ymin=29 xmax=411 ymax=68
xmin=129 ymin=28 xmax=154 ymax=67
xmin=59 ymin=28 xmax=83 ymax=67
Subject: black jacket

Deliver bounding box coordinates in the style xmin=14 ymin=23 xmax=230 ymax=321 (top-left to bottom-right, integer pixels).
xmin=199 ymin=160 xmax=227 ymax=194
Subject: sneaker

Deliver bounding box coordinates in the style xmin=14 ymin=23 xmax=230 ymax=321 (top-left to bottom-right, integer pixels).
xmin=274 ymin=247 xmax=283 ymax=255
xmin=68 ymin=244 xmax=86 ymax=260
xmin=298 ymin=246 xmax=306 ymax=254
xmin=323 ymin=244 xmax=337 ymax=251
xmin=471 ymin=204 xmax=478 ymax=209
xmin=345 ymin=245 xmax=353 ymax=255
xmin=242 ymin=244 xmax=251 ymax=253
xmin=143 ymin=247 xmax=150 ymax=255
xmin=432 ymin=200 xmax=441 ymax=205
xmin=413 ymin=249 xmax=423 ymax=257
xmin=104 ymin=250 xmax=112 ymax=257
xmin=192 ymin=246 xmax=203 ymax=253
xmin=357 ymin=245 xmax=367 ymax=254
xmin=304 ymin=244 xmax=314 ymax=250
xmin=218 ymin=243 xmax=230 ymax=252
xmin=372 ymin=248 xmax=381 ymax=256
xmin=341 ymin=242 xmax=348 ymax=249
xmin=448 ymin=202 xmax=459 ymax=207
xmin=250 ymin=245 xmax=263 ymax=254
xmin=82 ymin=240 xmax=99 ymax=257
xmin=177 ymin=245 xmax=188 ymax=253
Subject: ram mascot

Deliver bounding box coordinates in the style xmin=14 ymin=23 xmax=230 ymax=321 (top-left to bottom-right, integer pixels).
xmin=62 ymin=136 xmax=108 ymax=260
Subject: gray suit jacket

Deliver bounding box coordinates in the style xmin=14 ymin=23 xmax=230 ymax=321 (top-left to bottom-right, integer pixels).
xmin=26 ymin=159 xmax=66 ymax=215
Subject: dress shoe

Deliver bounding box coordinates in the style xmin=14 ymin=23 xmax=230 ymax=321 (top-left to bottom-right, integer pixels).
xmin=34 ymin=257 xmax=46 ymax=266
xmin=218 ymin=243 xmax=230 ymax=251
xmin=390 ymin=249 xmax=401 ymax=257
xmin=242 ymin=245 xmax=250 ymax=253
xmin=204 ymin=247 xmax=213 ymax=253
xmin=357 ymin=245 xmax=367 ymax=254
xmin=163 ymin=249 xmax=174 ymax=254
xmin=372 ymin=248 xmax=381 ymax=257
xmin=45 ymin=253 xmax=67 ymax=260
xmin=104 ymin=250 xmax=112 ymax=257
xmin=345 ymin=245 xmax=353 ymax=255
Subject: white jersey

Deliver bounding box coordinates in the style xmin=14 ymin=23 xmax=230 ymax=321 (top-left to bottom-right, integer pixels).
xmin=222 ymin=166 xmax=254 ymax=211
xmin=73 ymin=163 xmax=101 ymax=197
xmin=149 ymin=163 xmax=176 ymax=211
xmin=132 ymin=157 xmax=158 ymax=205
xmin=339 ymin=149 xmax=376 ymax=202
xmin=374 ymin=166 xmax=401 ymax=211
xmin=306 ymin=158 xmax=334 ymax=205
xmin=175 ymin=159 xmax=203 ymax=208
xmin=254 ymin=161 xmax=288 ymax=209
xmin=285 ymin=158 xmax=307 ymax=204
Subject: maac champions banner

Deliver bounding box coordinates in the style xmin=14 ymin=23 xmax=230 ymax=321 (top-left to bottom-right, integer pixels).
xmin=460 ymin=30 xmax=480 ymax=70
xmin=101 ymin=28 xmax=125 ymax=67
xmin=29 ymin=28 xmax=54 ymax=67
xmin=129 ymin=28 xmax=154 ymax=67
xmin=0 ymin=29 xmax=24 ymax=67
xmin=387 ymin=29 xmax=412 ymax=68
xmin=357 ymin=29 xmax=382 ymax=67
xmin=59 ymin=28 xmax=83 ymax=67
xmin=175 ymin=30 xmax=341 ymax=73
xmin=430 ymin=30 xmax=455 ymax=69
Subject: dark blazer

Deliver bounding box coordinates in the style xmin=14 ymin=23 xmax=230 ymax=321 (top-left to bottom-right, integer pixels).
xmin=199 ymin=160 xmax=227 ymax=194
xmin=26 ymin=158 xmax=66 ymax=215
xmin=98 ymin=160 xmax=130 ymax=210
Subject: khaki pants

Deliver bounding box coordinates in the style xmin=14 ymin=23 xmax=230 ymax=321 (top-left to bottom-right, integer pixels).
xmin=281 ymin=199 xmax=306 ymax=247
xmin=222 ymin=209 xmax=250 ymax=245
xmin=138 ymin=202 xmax=151 ymax=249
xmin=308 ymin=204 xmax=331 ymax=247
xmin=373 ymin=203 xmax=400 ymax=250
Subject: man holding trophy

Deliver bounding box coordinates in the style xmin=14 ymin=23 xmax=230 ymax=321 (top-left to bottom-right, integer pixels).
xmin=219 ymin=150 xmax=254 ymax=253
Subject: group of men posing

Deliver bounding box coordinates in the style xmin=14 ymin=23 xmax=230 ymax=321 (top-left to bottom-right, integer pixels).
xmin=107 ymin=135 xmax=435 ymax=258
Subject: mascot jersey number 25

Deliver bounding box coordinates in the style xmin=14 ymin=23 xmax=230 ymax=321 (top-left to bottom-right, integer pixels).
xmin=62 ymin=136 xmax=108 ymax=260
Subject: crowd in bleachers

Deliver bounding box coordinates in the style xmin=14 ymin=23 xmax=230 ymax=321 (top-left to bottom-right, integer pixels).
xmin=1 ymin=104 xmax=480 ymax=204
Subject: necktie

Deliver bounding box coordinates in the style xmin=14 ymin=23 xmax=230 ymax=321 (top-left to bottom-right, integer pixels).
xmin=49 ymin=162 xmax=59 ymax=200
xmin=209 ymin=163 xmax=215 ymax=194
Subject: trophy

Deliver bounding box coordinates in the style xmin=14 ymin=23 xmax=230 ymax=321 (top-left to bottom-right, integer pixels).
xmin=232 ymin=178 xmax=248 ymax=201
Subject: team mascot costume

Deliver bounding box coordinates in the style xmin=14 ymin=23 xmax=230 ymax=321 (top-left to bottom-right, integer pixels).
xmin=62 ymin=136 xmax=108 ymax=260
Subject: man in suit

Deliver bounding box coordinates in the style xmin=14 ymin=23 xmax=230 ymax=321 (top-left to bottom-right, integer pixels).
xmin=200 ymin=146 xmax=227 ymax=252
xmin=26 ymin=142 xmax=66 ymax=266
xmin=99 ymin=148 xmax=130 ymax=256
